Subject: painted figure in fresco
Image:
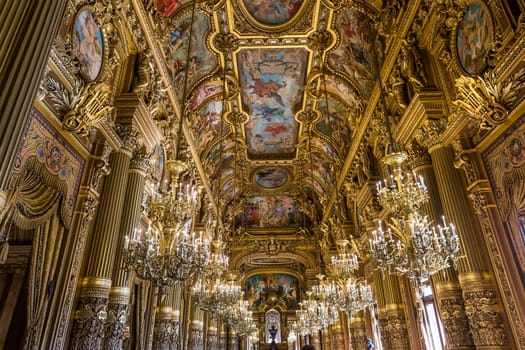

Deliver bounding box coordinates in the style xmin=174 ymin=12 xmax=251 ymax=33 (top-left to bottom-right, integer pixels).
xmin=155 ymin=0 xmax=180 ymax=17
xmin=74 ymin=10 xmax=103 ymax=81
xmin=457 ymin=3 xmax=491 ymax=75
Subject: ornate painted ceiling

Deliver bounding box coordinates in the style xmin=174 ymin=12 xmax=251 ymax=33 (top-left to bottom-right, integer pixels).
xmin=146 ymin=0 xmax=386 ymax=241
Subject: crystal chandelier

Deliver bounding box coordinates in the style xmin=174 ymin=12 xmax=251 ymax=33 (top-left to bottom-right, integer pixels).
xmin=341 ymin=279 xmax=374 ymax=316
xmin=226 ymin=298 xmax=258 ymax=337
xmin=124 ymin=160 xmax=208 ymax=287
xmin=191 ymin=274 xmax=242 ymax=320
xmin=331 ymin=239 xmax=359 ymax=281
xmin=369 ymin=150 xmax=462 ymax=286
xmin=376 ymin=151 xmax=428 ymax=214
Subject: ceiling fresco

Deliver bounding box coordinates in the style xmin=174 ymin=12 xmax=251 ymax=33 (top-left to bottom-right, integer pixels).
xmin=151 ymin=0 xmax=385 ymax=243
xmin=241 ymin=0 xmax=305 ymax=26
xmin=163 ymin=10 xmax=217 ymax=99
xmin=237 ymin=48 xmax=308 ymax=158
xmin=328 ymin=8 xmax=384 ymax=97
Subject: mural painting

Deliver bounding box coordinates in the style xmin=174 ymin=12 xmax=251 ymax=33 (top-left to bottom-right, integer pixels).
xmin=190 ymin=80 xmax=223 ymax=110
xmin=164 ymin=12 xmax=216 ymax=99
xmin=73 ymin=9 xmax=104 ymax=81
xmin=246 ymin=273 xmax=300 ymax=311
xmin=254 ymin=167 xmax=289 ymax=189
xmin=484 ymin=117 xmax=525 ymax=287
xmin=456 ymin=2 xmax=493 ymax=75
xmin=328 ymin=9 xmax=383 ymax=96
xmin=311 ymin=137 xmax=335 ymax=158
xmin=310 ymin=150 xmax=334 ymax=190
xmin=238 ymin=48 xmax=307 ymax=156
xmin=242 ymin=0 xmax=304 ymax=26
xmin=155 ymin=0 xmax=193 ymax=17
xmin=236 ymin=196 xmax=301 ymax=228
xmin=316 ymin=95 xmax=352 ymax=155
xmin=192 ymin=100 xmax=228 ymax=156
xmin=13 ymin=110 xmax=85 ymax=227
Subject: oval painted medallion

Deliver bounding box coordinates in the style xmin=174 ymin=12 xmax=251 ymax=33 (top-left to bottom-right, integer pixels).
xmin=254 ymin=168 xmax=289 ymax=189
xmin=242 ymin=0 xmax=304 ymax=26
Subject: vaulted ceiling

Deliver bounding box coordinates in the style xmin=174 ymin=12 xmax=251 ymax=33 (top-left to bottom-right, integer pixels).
xmin=148 ymin=0 xmax=387 ymax=244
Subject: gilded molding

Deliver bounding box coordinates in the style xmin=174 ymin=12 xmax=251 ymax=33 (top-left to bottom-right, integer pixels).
xmin=415 ymin=118 xmax=447 ymax=151
xmin=452 ymin=68 xmax=525 ymax=131
xmin=55 ymin=195 xmax=99 ymax=349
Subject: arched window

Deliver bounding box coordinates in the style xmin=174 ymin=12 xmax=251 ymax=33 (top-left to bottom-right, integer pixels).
xmin=265 ymin=309 xmax=281 ymax=343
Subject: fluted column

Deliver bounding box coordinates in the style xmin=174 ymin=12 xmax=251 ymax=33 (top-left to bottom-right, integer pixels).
xmin=375 ymin=273 xmax=410 ymax=350
xmin=321 ymin=327 xmax=332 ymax=349
xmin=349 ymin=312 xmax=367 ymax=350
xmin=153 ymin=305 xmax=175 ymax=350
xmin=229 ymin=329 xmax=238 ymax=350
xmin=103 ymin=154 xmax=149 ymax=349
xmin=71 ymin=139 xmax=134 ymax=349
xmin=206 ymin=325 xmax=218 ymax=350
xmin=0 ymin=1 xmax=67 ymax=205
xmin=416 ymin=120 xmax=510 ymax=349
xmin=311 ymin=330 xmax=321 ymax=350
xmin=218 ymin=324 xmax=227 ymax=350
xmin=407 ymin=143 xmax=474 ymax=349
xmin=188 ymin=320 xmax=204 ymax=350
xmin=333 ymin=322 xmax=345 ymax=349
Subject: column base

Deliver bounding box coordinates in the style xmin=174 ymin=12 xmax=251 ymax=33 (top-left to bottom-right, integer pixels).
xmin=460 ymin=272 xmax=510 ymax=349
xmin=435 ymin=281 xmax=474 ymax=349
xmin=70 ymin=278 xmax=111 ymax=350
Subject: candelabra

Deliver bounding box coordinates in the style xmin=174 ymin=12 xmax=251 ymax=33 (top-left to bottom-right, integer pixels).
xmin=370 ymin=151 xmax=462 ymax=286
xmin=341 ymin=280 xmax=374 ymax=316
xmin=124 ymin=160 xmax=208 ymax=286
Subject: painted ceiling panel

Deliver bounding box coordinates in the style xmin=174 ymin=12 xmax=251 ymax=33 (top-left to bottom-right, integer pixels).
xmin=235 ymin=196 xmax=303 ymax=228
xmin=164 ymin=11 xmax=216 ymax=100
xmin=237 ymin=48 xmax=308 ymax=158
xmin=241 ymin=0 xmax=305 ymax=26
xmin=328 ymin=8 xmax=383 ymax=97
xmin=315 ymin=95 xmax=352 ymax=156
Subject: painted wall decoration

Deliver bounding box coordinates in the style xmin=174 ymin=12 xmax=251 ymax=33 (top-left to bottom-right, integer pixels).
xmin=456 ymin=2 xmax=493 ymax=75
xmin=246 ymin=273 xmax=300 ymax=311
xmin=484 ymin=117 xmax=525 ymax=286
xmin=191 ymin=100 xmax=228 ymax=156
xmin=190 ymin=80 xmax=223 ymax=110
xmin=242 ymin=0 xmax=304 ymax=26
xmin=254 ymin=167 xmax=289 ymax=189
xmin=12 ymin=110 xmax=85 ymax=226
xmin=236 ymin=196 xmax=301 ymax=228
xmin=238 ymin=48 xmax=307 ymax=156
xmin=316 ymin=95 xmax=352 ymax=155
xmin=155 ymin=0 xmax=190 ymax=17
xmin=164 ymin=12 xmax=216 ymax=99
xmin=310 ymin=150 xmax=334 ymax=190
xmin=328 ymin=9 xmax=383 ymax=96
xmin=73 ymin=9 xmax=104 ymax=81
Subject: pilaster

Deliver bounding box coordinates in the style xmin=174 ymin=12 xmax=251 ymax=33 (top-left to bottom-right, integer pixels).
xmin=188 ymin=320 xmax=204 ymax=350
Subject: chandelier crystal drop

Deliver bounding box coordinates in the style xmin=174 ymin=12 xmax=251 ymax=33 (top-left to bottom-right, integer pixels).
xmin=124 ymin=160 xmax=208 ymax=287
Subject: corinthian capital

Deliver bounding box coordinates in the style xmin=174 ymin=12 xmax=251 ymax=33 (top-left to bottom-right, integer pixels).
xmin=415 ymin=118 xmax=447 ymax=150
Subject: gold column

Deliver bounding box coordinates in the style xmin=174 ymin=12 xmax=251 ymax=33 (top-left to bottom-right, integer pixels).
xmin=71 ymin=135 xmax=134 ymax=349
xmin=206 ymin=323 xmax=218 ymax=349
xmin=229 ymin=329 xmax=238 ymax=350
xmin=104 ymin=153 xmax=149 ymax=349
xmin=376 ymin=273 xmax=410 ymax=350
xmin=188 ymin=313 xmax=204 ymax=350
xmin=152 ymin=286 xmax=173 ymax=350
xmin=310 ymin=330 xmax=321 ymax=349
xmin=407 ymin=143 xmax=474 ymax=349
xmin=417 ymin=121 xmax=510 ymax=349
xmin=0 ymin=1 xmax=67 ymax=202
xmin=321 ymin=327 xmax=332 ymax=349
xmin=218 ymin=323 xmax=227 ymax=350
xmin=349 ymin=312 xmax=367 ymax=350
xmin=333 ymin=322 xmax=345 ymax=349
